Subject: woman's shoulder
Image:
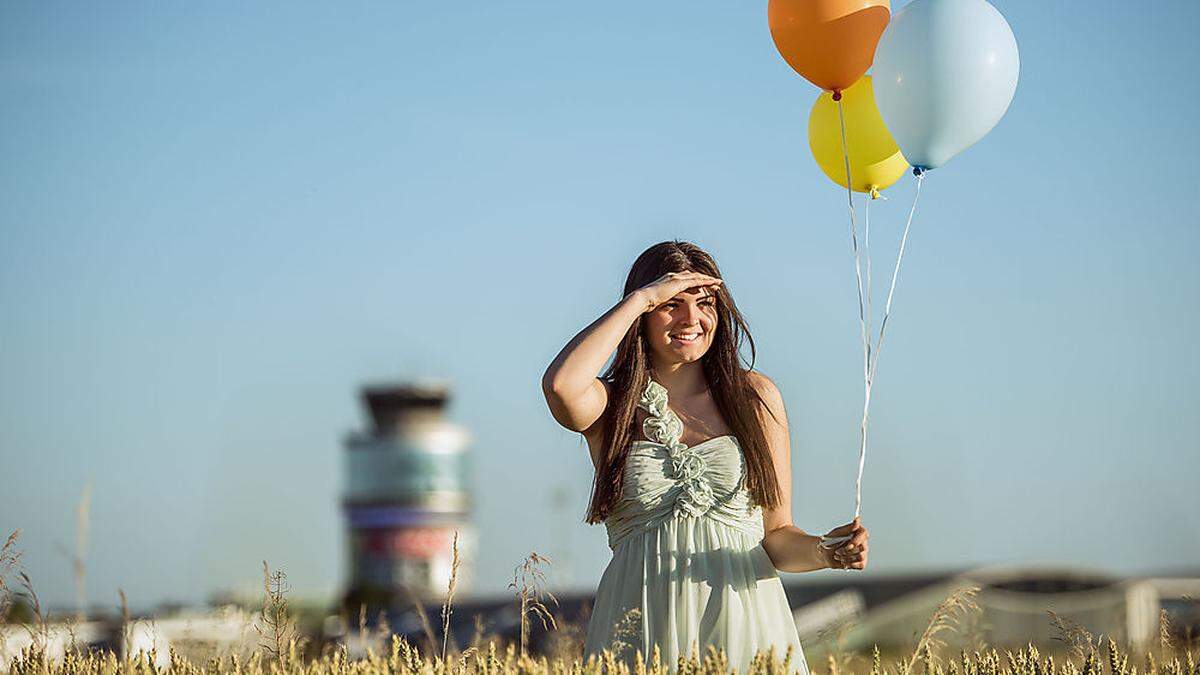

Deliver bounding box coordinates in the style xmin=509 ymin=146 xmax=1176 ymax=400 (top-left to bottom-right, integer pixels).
xmin=744 ymin=369 xmax=787 ymax=420
xmin=745 ymin=369 xmax=780 ymax=396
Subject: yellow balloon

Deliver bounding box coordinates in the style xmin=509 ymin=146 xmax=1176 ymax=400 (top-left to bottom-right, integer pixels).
xmin=808 ymin=75 xmax=908 ymax=198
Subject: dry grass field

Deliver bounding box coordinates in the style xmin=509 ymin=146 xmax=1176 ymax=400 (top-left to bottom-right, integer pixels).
xmin=3 ymin=530 xmax=1197 ymax=675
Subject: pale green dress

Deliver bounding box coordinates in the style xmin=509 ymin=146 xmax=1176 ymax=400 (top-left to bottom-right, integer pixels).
xmin=583 ymin=378 xmax=809 ymax=675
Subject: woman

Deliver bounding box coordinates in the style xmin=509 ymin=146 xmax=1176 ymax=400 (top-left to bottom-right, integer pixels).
xmin=541 ymin=240 xmax=869 ymax=674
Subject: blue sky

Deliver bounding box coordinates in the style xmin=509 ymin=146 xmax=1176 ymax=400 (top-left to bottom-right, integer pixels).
xmin=2 ymin=1 xmax=1197 ymax=611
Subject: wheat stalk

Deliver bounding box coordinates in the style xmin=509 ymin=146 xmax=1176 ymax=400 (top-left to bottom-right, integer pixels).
xmin=17 ymin=570 xmax=48 ymax=653
xmin=816 ymin=616 xmax=860 ymax=675
xmin=902 ymin=585 xmax=981 ymax=675
xmin=442 ymin=530 xmax=463 ymax=663
xmin=0 ymin=529 xmax=23 ymax=624
xmin=254 ymin=560 xmax=297 ymax=668
xmin=1048 ymin=608 xmax=1096 ymax=663
xmin=609 ymin=607 xmax=643 ymax=662
xmin=507 ymin=551 xmax=559 ymax=657
xmin=402 ymin=582 xmax=440 ymax=658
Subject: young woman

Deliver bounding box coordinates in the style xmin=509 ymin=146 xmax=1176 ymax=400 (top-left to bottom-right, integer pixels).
xmin=541 ymin=240 xmax=870 ymax=674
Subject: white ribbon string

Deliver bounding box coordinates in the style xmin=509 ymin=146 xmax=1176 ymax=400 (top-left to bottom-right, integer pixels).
xmin=867 ymin=172 xmax=924 ymax=390
xmin=865 ymin=192 xmax=873 ymax=369
xmin=854 ymin=172 xmax=924 ymax=521
xmin=836 ymin=99 xmax=872 ymax=419
xmin=821 ymin=97 xmax=925 ymax=550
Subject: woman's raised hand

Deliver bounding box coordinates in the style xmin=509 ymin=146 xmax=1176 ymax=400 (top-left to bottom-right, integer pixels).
xmin=632 ymin=271 xmax=724 ymax=312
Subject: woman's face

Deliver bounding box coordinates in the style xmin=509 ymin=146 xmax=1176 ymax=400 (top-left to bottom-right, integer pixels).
xmin=644 ymin=286 xmax=719 ymax=365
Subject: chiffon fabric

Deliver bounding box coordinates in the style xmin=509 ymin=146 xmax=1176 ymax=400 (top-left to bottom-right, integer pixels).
xmin=583 ymin=378 xmax=809 ymax=675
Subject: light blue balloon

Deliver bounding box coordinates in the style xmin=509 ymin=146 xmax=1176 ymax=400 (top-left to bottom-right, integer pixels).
xmin=871 ymin=0 xmax=1019 ymax=171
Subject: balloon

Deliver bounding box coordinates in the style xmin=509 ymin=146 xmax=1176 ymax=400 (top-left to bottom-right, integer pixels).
xmin=871 ymin=0 xmax=1019 ymax=170
xmin=808 ymin=76 xmax=908 ymax=197
xmin=768 ymin=0 xmax=891 ymax=94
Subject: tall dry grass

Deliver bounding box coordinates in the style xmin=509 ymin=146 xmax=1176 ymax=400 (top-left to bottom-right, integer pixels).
xmin=2 ymin=527 xmax=1198 ymax=675
xmin=507 ymin=551 xmax=558 ymax=658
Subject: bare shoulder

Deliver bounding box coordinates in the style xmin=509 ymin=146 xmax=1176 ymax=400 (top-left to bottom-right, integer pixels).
xmin=746 ymin=369 xmax=782 ymax=401
xmin=746 ymin=370 xmax=787 ymax=425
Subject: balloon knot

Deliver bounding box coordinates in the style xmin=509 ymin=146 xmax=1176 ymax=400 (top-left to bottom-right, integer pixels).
xmin=912 ymin=166 xmax=926 ymax=177
xmin=869 ymin=186 xmax=881 ymax=200
xmin=831 ymin=90 xmax=842 ymax=101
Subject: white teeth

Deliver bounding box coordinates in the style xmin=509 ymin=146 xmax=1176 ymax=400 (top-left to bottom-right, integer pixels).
xmin=672 ymin=333 xmax=700 ymax=342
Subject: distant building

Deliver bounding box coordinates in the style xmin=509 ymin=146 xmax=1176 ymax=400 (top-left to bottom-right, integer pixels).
xmin=0 ymin=606 xmax=258 ymax=673
xmin=0 ymin=621 xmax=113 ymax=673
xmin=781 ymin=565 xmax=1200 ymax=657
xmin=340 ymin=380 xmax=475 ymax=614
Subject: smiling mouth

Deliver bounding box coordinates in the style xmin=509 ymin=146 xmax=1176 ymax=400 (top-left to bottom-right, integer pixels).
xmin=670 ymin=331 xmax=702 ymax=343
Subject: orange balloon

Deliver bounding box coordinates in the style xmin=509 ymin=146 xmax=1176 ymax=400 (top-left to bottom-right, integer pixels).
xmin=768 ymin=0 xmax=891 ymax=94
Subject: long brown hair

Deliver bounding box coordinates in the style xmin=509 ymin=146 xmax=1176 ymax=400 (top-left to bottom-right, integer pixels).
xmin=583 ymin=240 xmax=783 ymax=524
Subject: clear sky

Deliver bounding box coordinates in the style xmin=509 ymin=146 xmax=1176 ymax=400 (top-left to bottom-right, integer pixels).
xmin=2 ymin=1 xmax=1198 ymax=612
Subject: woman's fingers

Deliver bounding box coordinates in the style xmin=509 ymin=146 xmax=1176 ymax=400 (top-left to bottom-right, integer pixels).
xmin=837 ymin=537 xmax=867 ymax=554
xmin=833 ymin=520 xmax=869 ymax=570
xmin=829 ymin=519 xmax=869 ymax=570
xmin=838 ymin=526 xmax=869 ymax=552
xmin=661 ymin=272 xmax=723 ymax=297
xmin=836 ymin=544 xmax=868 ymax=566
xmin=640 ymin=271 xmax=724 ymax=310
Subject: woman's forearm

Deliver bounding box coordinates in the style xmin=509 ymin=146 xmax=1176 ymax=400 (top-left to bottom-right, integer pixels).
xmin=761 ymin=525 xmax=829 ymax=573
xmin=542 ymin=291 xmax=649 ymax=399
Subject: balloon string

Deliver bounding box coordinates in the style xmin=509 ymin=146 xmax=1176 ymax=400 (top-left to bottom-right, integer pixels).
xmin=865 ymin=190 xmax=873 ymax=374
xmin=859 ymin=197 xmax=873 ymax=521
xmin=830 ymin=96 xmax=927 ymax=531
xmin=852 ymin=172 xmax=925 ymax=521
xmin=836 ymin=98 xmax=871 ymax=412
xmin=867 ymin=171 xmax=924 ymax=389
xmin=836 ymin=96 xmax=870 ymax=526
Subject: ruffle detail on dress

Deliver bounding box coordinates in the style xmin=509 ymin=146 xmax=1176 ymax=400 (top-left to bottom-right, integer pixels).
xmin=638 ymin=378 xmax=717 ymax=518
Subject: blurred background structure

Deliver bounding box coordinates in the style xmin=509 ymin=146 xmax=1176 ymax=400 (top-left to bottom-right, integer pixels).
xmin=340 ymin=380 xmax=476 ymax=613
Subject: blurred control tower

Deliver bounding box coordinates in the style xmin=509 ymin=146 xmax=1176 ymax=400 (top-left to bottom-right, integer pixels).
xmin=341 ymin=379 xmax=475 ymax=612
